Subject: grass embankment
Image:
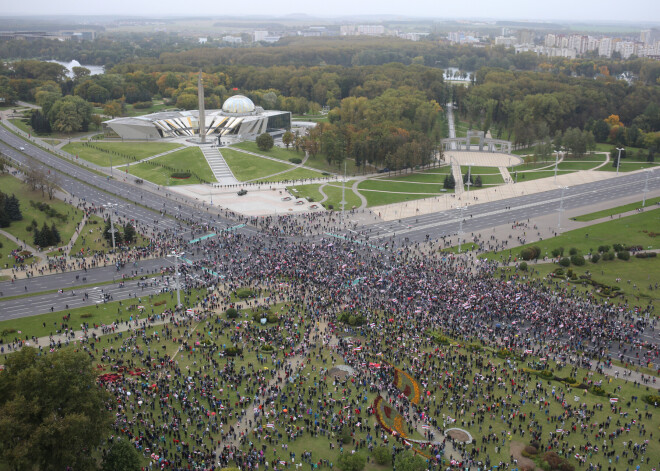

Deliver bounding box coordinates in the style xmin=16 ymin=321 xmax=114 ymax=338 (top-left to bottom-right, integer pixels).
xmin=573 ymin=197 xmax=660 ymax=221
xmin=121 ymin=147 xmax=216 ymax=185
xmin=0 ymin=174 xmax=85 ymax=249
xmin=62 ymin=141 xmax=182 ymax=167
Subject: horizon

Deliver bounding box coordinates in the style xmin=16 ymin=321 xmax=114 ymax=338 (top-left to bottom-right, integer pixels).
xmin=1 ymin=0 xmax=659 ymax=25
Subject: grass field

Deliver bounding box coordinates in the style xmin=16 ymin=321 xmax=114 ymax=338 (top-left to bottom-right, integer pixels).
xmin=120 ymin=147 xmax=216 ymax=186
xmin=232 ymin=141 xmax=302 ymax=162
xmin=69 ymin=215 xmax=152 ymax=255
xmin=0 ymin=174 xmax=85 ymax=249
xmin=513 ymin=170 xmax=574 ymax=182
xmin=286 ymin=184 xmax=324 ymax=203
xmin=221 ymin=148 xmax=294 ymax=181
xmin=0 ymin=287 xmax=207 ymax=342
xmin=596 ymin=161 xmax=660 ymax=172
xmin=0 ymin=233 xmax=24 ymax=269
xmin=377 ymin=167 xmax=452 ymax=183
xmin=257 ymin=167 xmax=325 ymax=183
xmin=63 ymin=141 xmax=182 ymax=167
xmin=573 ymin=197 xmax=660 ymax=221
xmin=321 ymin=183 xmax=363 ymax=209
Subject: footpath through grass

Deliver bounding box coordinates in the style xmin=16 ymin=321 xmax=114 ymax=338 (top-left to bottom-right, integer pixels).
xmin=62 ymin=141 xmax=181 ymax=167
xmin=221 ymin=148 xmax=294 ymax=181
xmin=573 ymin=197 xmax=660 ymax=221
xmin=0 ymin=174 xmax=85 ymax=249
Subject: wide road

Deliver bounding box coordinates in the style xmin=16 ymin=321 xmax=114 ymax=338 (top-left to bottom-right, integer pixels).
xmin=357 ymin=171 xmax=660 ymax=243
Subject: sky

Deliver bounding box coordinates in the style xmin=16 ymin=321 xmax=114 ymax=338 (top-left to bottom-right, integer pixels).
xmin=2 ymin=0 xmax=660 ymax=24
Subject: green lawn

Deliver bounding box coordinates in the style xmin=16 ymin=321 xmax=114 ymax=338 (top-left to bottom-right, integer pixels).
xmin=481 ymin=209 xmax=660 ymax=261
xmin=320 ymin=183 xmax=363 ymax=210
xmin=563 ymin=153 xmax=607 ymax=163
xmin=0 ymin=234 xmax=25 ymax=269
xmin=517 ymin=258 xmax=660 ymax=309
xmin=510 ymin=162 xmax=556 ymax=171
xmin=62 ymin=142 xmax=182 ymax=167
xmin=359 ymin=179 xmax=447 ymax=194
xmin=286 ymin=184 xmax=324 ymax=203
xmin=573 ymin=197 xmax=660 ymax=221
xmin=0 ymin=174 xmax=85 ymax=249
xmin=596 ymin=161 xmax=660 ymax=172
xmin=459 ymin=165 xmax=502 ymax=174
xmin=557 ymin=161 xmax=602 ymax=171
xmin=120 ymin=147 xmax=216 ymax=185
xmin=257 ymin=167 xmax=325 ymax=183
xmin=513 ymin=170 xmax=574 ymax=182
xmin=376 ymin=167 xmax=452 ymax=183
xmin=0 ymin=287 xmax=207 ymax=342
xmin=70 ymin=215 xmax=151 ymax=255
xmin=362 ymin=189 xmax=441 ymax=207
xmin=221 ymin=148 xmax=294 ymax=181
xmin=464 ymin=173 xmax=503 ymax=186
xmin=232 ymin=141 xmax=302 ymax=162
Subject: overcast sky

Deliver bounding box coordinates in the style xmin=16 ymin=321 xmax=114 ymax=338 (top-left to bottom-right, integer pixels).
xmin=3 ymin=0 xmax=660 ymax=23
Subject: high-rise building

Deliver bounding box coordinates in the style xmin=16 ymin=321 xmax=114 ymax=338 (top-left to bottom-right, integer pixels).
xmin=253 ymin=31 xmax=268 ymax=42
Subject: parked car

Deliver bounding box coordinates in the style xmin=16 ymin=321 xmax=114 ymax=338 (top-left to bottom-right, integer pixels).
xmin=237 ymin=189 xmax=248 ymax=196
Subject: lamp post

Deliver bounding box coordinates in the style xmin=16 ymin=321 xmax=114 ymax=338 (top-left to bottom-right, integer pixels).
xmin=616 ymin=147 xmax=625 ymax=175
xmin=167 ymin=251 xmax=185 ymax=308
xmin=466 ymin=163 xmax=474 ymax=201
xmin=554 ymin=150 xmax=563 ymax=184
xmin=642 ymin=169 xmax=651 ymax=207
xmin=456 ymin=205 xmax=466 ymax=253
xmin=557 ymin=186 xmax=568 ymax=230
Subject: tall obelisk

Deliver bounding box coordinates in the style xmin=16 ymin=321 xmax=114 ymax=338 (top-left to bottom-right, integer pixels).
xmin=197 ymin=70 xmax=206 ymax=143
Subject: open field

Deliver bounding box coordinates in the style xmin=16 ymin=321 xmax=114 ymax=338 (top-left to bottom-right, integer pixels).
xmin=221 ymin=148 xmax=294 ymax=181
xmin=69 ymin=215 xmax=152 ymax=255
xmin=286 ymin=183 xmax=324 ymax=202
xmin=0 ymin=233 xmax=24 ymax=269
xmin=257 ymin=167 xmax=325 ymax=183
xmin=320 ymin=183 xmax=363 ymax=209
xmin=63 ymin=141 xmax=182 ymax=167
xmin=0 ymin=174 xmax=85 ymax=249
xmin=573 ymin=197 xmax=660 ymax=221
xmin=121 ymin=147 xmax=216 ymax=186
xmin=596 ymin=161 xmax=660 ymax=172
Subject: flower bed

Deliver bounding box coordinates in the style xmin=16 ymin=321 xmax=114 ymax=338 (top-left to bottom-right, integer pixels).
xmin=394 ymin=368 xmax=422 ymax=404
xmin=373 ymin=396 xmax=408 ymax=438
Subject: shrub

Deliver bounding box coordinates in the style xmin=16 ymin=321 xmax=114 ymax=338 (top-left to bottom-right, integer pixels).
xmin=80 ymin=313 xmax=93 ymax=319
xmin=371 ymin=446 xmax=390 ymax=465
xmin=132 ymin=101 xmax=153 ymax=109
xmin=236 ymin=288 xmax=254 ymax=299
xmin=519 ymin=261 xmax=528 ymax=271
xmin=635 ymin=252 xmax=657 ymax=259
xmin=266 ymin=313 xmax=279 ymax=323
xmin=261 ymin=344 xmax=274 ymax=352
xmin=616 ymin=251 xmax=630 ymax=261
xmin=571 ymin=254 xmax=586 ymax=266
xmin=338 ymin=453 xmax=366 ymax=471
xmin=154 ymin=300 xmax=166 ymax=306
xmin=224 ymin=346 xmax=243 ymax=357
xmin=598 ymin=245 xmax=610 ymax=253
xmin=613 ymin=243 xmax=624 ymax=252
xmin=289 ymin=157 xmax=302 ymax=164
xmin=590 ymin=253 xmax=600 ymax=263
xmin=256 ymin=133 xmax=274 ymax=151
xmin=339 ymin=427 xmax=353 ymax=444
xmin=559 ymin=257 xmax=571 ymax=267
xmin=520 ymin=248 xmax=534 ymax=261
xmin=1 ymin=328 xmax=17 ymax=336
xmin=539 ymin=370 xmax=554 ymax=380
xmin=225 ymin=307 xmax=238 ymax=319
xmin=170 ymin=172 xmax=191 ymax=179
xmin=603 ymin=251 xmax=615 ymax=261
xmin=590 ymin=385 xmax=608 ymax=396
xmin=551 ymin=248 xmax=562 ymax=258
xmin=569 ymin=247 xmax=578 ymax=256
xmin=644 ymin=394 xmax=660 ymax=405
xmin=497 ymin=348 xmax=512 ymax=359
xmin=553 ymin=268 xmax=564 ymax=276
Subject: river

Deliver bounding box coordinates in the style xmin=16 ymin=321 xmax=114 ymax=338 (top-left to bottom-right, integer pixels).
xmin=47 ymin=60 xmax=104 ymax=78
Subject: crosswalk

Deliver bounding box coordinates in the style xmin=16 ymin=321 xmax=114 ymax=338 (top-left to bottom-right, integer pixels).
xmin=201 ymin=147 xmax=237 ymax=184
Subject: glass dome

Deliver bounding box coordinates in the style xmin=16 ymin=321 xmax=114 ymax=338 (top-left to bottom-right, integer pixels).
xmin=221 ymin=95 xmax=256 ymax=115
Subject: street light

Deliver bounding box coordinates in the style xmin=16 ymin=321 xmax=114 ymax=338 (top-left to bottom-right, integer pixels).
xmin=616 ymin=147 xmax=625 ymax=175
xmin=456 ymin=205 xmax=467 ymax=253
xmin=642 ymin=169 xmax=651 ymax=207
xmin=554 ymin=149 xmax=563 ymax=184
xmin=557 ymin=186 xmax=569 ymax=230
xmin=466 ymin=163 xmax=474 ymax=201
xmin=167 ymin=250 xmax=185 ymax=308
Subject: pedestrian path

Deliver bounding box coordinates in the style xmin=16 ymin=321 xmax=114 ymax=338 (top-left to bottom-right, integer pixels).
xmin=499 ymin=166 xmax=513 ymax=184
xmin=201 ymin=147 xmax=238 ymax=185
xmin=113 ymin=145 xmax=184 ymax=167
xmin=451 ymin=163 xmax=464 ymax=196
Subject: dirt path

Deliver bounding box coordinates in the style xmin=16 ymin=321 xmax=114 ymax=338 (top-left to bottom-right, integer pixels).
xmin=510 ymin=441 xmax=540 ymax=471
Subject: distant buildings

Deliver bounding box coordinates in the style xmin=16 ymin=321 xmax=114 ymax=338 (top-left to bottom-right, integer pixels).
xmin=340 ymin=25 xmax=385 ymax=36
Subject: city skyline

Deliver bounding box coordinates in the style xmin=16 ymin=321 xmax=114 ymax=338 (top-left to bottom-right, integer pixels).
xmin=2 ymin=0 xmax=660 ymax=24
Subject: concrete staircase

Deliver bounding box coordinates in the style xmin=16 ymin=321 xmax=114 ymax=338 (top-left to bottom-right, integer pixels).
xmin=452 ymin=163 xmax=464 ymax=195
xmin=201 ymin=147 xmax=238 ymax=185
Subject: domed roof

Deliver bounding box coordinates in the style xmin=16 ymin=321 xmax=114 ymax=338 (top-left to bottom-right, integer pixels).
xmin=222 ymin=95 xmax=255 ymax=114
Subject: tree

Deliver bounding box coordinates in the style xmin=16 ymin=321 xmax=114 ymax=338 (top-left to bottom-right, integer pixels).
xmin=256 ymin=133 xmax=274 ymax=151
xmin=4 ymin=194 xmax=22 ymax=221
xmin=91 ymin=114 xmax=103 ymax=131
xmin=592 ymin=119 xmax=609 ymax=142
xmin=123 ymin=222 xmax=136 ymax=244
xmin=282 ymin=131 xmax=294 ymax=149
xmin=50 ymin=223 xmax=61 ymax=245
xmin=48 ymin=95 xmax=93 ymax=134
xmin=648 ymin=149 xmax=655 ymax=163
xmin=103 ymin=100 xmax=123 ymax=118
xmin=0 ymin=348 xmax=111 ymax=471
xmin=443 ymin=174 xmax=455 ymax=190
xmin=104 ymin=218 xmax=123 ymax=246
xmin=101 ymin=438 xmax=141 ymax=471
xmin=394 ymin=450 xmax=427 ymax=471
xmin=337 ymin=453 xmax=366 ymax=471
xmin=371 ymin=447 xmax=391 ymax=465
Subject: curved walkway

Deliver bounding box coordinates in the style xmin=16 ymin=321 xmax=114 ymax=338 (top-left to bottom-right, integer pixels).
xmin=351 ymin=180 xmax=368 ymax=209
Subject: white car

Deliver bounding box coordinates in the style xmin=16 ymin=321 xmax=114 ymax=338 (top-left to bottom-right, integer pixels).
xmin=19 ymin=146 xmax=25 ymax=151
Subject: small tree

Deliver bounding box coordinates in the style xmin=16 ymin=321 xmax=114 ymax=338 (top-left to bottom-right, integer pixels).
xmin=372 ymin=447 xmax=390 ymax=465
xmin=559 ymin=257 xmax=571 ymax=267
xmin=123 ymin=222 xmax=136 ymax=244
xmin=256 ymin=133 xmax=274 ymax=151
xmin=394 ymin=450 xmax=427 ymax=471
xmin=443 ymin=174 xmax=455 ymax=190
xmin=282 ymin=131 xmax=294 ymax=149
xmin=337 ymin=453 xmax=366 ymax=471
xmin=101 ymin=438 xmax=141 ymax=471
